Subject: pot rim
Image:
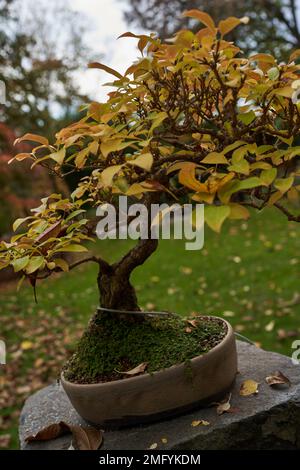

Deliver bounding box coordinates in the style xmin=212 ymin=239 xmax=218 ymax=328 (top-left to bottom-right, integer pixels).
xmin=61 ymin=315 xmax=233 ymax=388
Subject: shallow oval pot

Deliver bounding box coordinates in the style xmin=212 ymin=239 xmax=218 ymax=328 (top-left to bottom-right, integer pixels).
xmin=61 ymin=316 xmax=237 ymax=427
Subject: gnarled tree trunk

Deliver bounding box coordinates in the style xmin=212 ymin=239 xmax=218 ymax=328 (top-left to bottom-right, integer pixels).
xmin=97 ymin=238 xmax=158 ymax=312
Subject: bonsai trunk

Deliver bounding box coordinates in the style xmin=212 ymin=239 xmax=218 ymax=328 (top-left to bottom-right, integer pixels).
xmin=97 ymin=238 xmax=159 ymax=312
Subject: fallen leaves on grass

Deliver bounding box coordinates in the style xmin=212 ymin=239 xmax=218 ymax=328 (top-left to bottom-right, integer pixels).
xmin=116 ymin=362 xmax=148 ymax=376
xmin=191 ymin=419 xmax=210 ymax=427
xmin=25 ymin=421 xmax=103 ymax=450
xmin=0 ymin=434 xmax=11 ymax=448
xmin=265 ymin=371 xmax=291 ymax=388
xmin=239 ymin=379 xmax=259 ymax=396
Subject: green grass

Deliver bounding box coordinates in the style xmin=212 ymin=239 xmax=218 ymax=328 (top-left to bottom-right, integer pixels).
xmin=0 ymin=207 xmax=300 ymax=448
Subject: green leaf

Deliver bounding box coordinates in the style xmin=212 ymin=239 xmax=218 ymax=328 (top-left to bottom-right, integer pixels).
xmin=56 ymin=244 xmax=88 ymax=253
xmin=267 ymin=67 xmax=279 ymax=81
xmin=65 ymin=210 xmax=86 ymax=222
xmin=260 ymin=168 xmax=277 ymax=186
xmin=201 ymin=152 xmax=228 ymax=164
xmin=205 ymin=205 xmax=230 ymax=233
xmin=11 ymin=256 xmax=30 ymax=273
xmin=149 ymin=112 xmax=168 ymax=133
xmin=237 ymin=110 xmax=256 ymax=125
xmin=274 ymin=176 xmax=294 ymax=193
xmin=26 ymin=256 xmax=45 ymax=274
xmin=229 ymin=159 xmax=250 ymax=175
xmin=127 ymin=153 xmax=153 ymax=171
xmin=13 ymin=217 xmax=32 ymax=232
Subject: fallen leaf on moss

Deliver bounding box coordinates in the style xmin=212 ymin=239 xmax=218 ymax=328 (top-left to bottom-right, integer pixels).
xmin=239 ymin=379 xmax=259 ymax=396
xmin=191 ymin=419 xmax=210 ymax=427
xmin=25 ymin=421 xmax=103 ymax=450
xmin=187 ymin=319 xmax=198 ymax=328
xmin=117 ymin=362 xmax=148 ymax=376
xmin=265 ymin=371 xmax=291 ymax=387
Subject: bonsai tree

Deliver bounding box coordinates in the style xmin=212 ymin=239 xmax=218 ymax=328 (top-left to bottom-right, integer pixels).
xmin=1 ymin=9 xmax=300 ymax=314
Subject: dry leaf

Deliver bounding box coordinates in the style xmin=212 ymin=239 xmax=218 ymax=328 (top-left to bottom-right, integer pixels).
xmin=187 ymin=319 xmax=198 ymax=328
xmin=149 ymin=442 xmax=158 ymax=449
xmin=21 ymin=340 xmax=34 ymax=350
xmin=0 ymin=434 xmax=11 ymax=448
xmin=117 ymin=362 xmax=148 ymax=376
xmin=25 ymin=421 xmax=103 ymax=450
xmin=265 ymin=371 xmax=291 ymax=387
xmin=265 ymin=320 xmax=275 ymax=332
xmin=216 ymin=394 xmax=231 ymax=415
xmin=239 ymin=379 xmax=259 ymax=396
xmin=191 ymin=419 xmax=210 ymax=427
xmin=185 ymin=327 xmax=192 ymax=333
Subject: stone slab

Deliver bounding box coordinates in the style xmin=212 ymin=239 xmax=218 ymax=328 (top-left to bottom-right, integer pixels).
xmin=19 ymin=341 xmax=300 ymax=450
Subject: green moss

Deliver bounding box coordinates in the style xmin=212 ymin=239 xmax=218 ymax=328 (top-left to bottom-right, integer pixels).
xmin=63 ymin=314 xmax=226 ymax=384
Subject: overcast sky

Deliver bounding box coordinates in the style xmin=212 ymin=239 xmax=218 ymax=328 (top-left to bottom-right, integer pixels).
xmin=71 ymin=0 xmax=144 ymax=102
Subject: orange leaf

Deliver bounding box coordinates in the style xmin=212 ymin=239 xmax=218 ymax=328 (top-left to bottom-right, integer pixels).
xmin=182 ymin=10 xmax=215 ymax=32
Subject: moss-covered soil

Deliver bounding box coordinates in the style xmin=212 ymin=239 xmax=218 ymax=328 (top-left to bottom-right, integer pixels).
xmin=63 ymin=314 xmax=226 ymax=384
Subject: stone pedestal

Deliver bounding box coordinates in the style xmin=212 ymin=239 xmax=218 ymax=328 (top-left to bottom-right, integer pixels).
xmin=19 ymin=341 xmax=300 ymax=450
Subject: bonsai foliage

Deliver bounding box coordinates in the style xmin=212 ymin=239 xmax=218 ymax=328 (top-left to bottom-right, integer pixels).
xmin=1 ymin=10 xmax=300 ymax=310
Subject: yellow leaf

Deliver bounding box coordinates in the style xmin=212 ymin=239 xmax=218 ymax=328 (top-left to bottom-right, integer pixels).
xmin=149 ymin=112 xmax=168 ymax=133
xmin=229 ymin=204 xmax=250 ymax=220
xmin=49 ymin=148 xmax=66 ymax=165
xmin=178 ymin=163 xmax=208 ymax=192
xmin=205 ymin=205 xmax=230 ymax=233
xmin=191 ymin=419 xmax=210 ymax=427
xmin=101 ymin=165 xmax=123 ymax=186
xmin=201 ymin=152 xmax=228 ymax=164
xmin=100 ymin=139 xmax=133 ymax=158
xmin=75 ymin=148 xmax=90 ymax=169
xmin=260 ymin=168 xmax=277 ymax=186
xmin=127 ymin=153 xmax=153 ymax=171
xmin=274 ymin=176 xmax=294 ymax=194
xmin=21 ymin=341 xmax=34 ymax=351
xmin=218 ymin=16 xmax=249 ymax=37
xmin=239 ymin=379 xmax=259 ymax=396
xmin=14 ymin=133 xmax=49 ymax=146
xmin=273 ymin=87 xmax=293 ymax=98
xmin=54 ymin=258 xmax=69 ymax=272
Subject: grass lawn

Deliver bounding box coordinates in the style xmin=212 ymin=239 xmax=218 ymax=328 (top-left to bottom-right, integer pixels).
xmin=0 ymin=207 xmax=300 ymax=448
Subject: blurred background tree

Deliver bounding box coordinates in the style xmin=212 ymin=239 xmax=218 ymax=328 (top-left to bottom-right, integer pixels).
xmin=123 ymin=0 xmax=300 ymax=60
xmin=0 ymin=0 xmax=90 ymax=138
xmin=0 ymin=0 xmax=91 ymax=235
